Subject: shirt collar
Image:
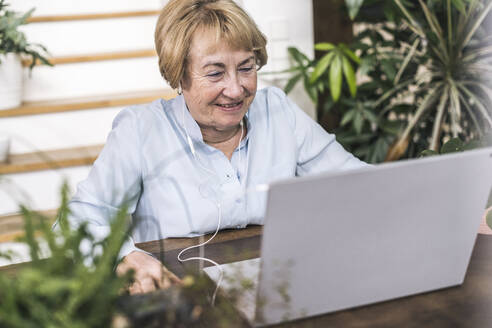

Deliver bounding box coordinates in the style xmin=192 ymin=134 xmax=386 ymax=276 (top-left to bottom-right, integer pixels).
xmin=174 ymin=94 xmax=204 ymax=142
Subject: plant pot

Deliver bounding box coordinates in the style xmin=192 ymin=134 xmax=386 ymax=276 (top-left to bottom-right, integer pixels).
xmin=0 ymin=53 xmax=23 ymax=110
xmin=0 ymin=135 xmax=10 ymax=163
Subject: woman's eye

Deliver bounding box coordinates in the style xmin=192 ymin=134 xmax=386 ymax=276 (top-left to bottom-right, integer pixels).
xmin=207 ymin=71 xmax=223 ymax=78
xmin=239 ymin=66 xmax=254 ymax=73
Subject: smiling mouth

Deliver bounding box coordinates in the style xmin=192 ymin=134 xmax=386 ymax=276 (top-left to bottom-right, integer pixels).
xmin=216 ymin=100 xmax=243 ymax=109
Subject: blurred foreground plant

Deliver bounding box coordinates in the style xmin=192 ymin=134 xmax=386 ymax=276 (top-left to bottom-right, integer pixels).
xmin=0 ymin=183 xmax=257 ymax=327
xmin=0 ymin=182 xmax=133 ymax=327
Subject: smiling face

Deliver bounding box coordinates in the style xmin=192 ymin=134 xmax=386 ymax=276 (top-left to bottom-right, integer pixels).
xmin=181 ymin=28 xmax=257 ymax=134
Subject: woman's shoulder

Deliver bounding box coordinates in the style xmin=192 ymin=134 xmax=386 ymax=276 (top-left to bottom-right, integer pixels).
xmin=254 ymin=86 xmax=288 ymax=104
xmin=250 ymin=86 xmax=298 ymax=125
xmin=113 ymin=97 xmax=176 ymax=128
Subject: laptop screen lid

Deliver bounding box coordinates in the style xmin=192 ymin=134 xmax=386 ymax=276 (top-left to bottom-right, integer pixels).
xmin=255 ymin=147 xmax=492 ymax=325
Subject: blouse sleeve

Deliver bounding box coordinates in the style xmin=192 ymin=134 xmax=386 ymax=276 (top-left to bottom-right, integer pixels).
xmin=269 ymin=87 xmax=368 ymax=176
xmin=57 ymin=107 xmax=144 ymax=259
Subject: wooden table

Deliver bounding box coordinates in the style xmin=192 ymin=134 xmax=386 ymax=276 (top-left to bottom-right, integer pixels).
xmin=137 ymin=226 xmax=492 ymax=327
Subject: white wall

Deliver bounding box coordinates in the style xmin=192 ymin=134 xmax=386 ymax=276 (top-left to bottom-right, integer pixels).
xmin=20 ymin=16 xmax=157 ymax=57
xmin=0 ymin=108 xmax=121 ymax=154
xmin=242 ymin=0 xmax=316 ymax=118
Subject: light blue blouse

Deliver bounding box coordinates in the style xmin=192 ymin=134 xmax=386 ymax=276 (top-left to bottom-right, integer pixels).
xmin=67 ymin=87 xmax=367 ymax=258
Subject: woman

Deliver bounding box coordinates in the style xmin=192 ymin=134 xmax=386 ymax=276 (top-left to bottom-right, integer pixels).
xmin=67 ymin=0 xmax=367 ymax=294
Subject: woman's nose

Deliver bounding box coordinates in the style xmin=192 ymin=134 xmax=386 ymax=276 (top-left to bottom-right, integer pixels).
xmin=222 ymin=75 xmax=243 ymax=99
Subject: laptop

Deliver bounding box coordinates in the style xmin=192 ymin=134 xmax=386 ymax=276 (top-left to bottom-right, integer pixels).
xmin=204 ymin=147 xmax=492 ymax=326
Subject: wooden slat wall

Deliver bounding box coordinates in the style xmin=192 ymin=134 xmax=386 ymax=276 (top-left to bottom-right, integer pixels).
xmin=0 ymin=145 xmax=103 ymax=174
xmin=0 ymin=89 xmax=176 ymax=118
xmin=22 ymin=49 xmax=157 ymax=67
xmin=26 ymin=10 xmax=160 ymax=23
xmin=0 ymin=209 xmax=58 ymax=243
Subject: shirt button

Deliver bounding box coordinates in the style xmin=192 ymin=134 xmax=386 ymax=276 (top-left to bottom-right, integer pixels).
xmin=226 ymin=174 xmax=231 ymax=179
xmin=236 ymin=198 xmax=242 ymax=203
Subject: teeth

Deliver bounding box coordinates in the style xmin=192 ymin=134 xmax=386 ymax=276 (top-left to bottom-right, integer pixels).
xmin=218 ymin=102 xmax=241 ymax=108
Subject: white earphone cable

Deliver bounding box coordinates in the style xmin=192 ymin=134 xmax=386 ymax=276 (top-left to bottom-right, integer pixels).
xmin=179 ymin=104 xmax=244 ymax=305
xmin=179 ymin=103 xmax=269 ymax=305
xmin=177 ymin=203 xmax=223 ymax=304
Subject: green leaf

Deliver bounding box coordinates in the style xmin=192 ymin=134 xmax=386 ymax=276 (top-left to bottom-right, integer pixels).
xmin=369 ymin=137 xmax=391 ymax=163
xmin=420 ymin=150 xmax=439 ymax=157
xmin=486 ymin=210 xmax=492 ymax=230
xmin=463 ymin=140 xmax=481 ymax=151
xmin=19 ymin=8 xmax=35 ymax=24
xmin=322 ymin=98 xmax=335 ymax=113
xmin=353 ymin=112 xmax=364 ymax=134
xmin=383 ymin=2 xmax=396 ymax=21
xmin=284 ymin=73 xmax=303 ymax=94
xmin=451 ymin=0 xmax=466 ymax=14
xmin=440 ymin=138 xmax=464 ymax=154
xmin=394 ymin=38 xmax=419 ymax=84
xmin=288 ymin=47 xmax=309 ymax=66
xmin=329 ymin=56 xmax=343 ymax=102
xmin=341 ymin=109 xmax=357 ymax=126
xmin=303 ymin=71 xmax=318 ymax=103
xmin=339 ymin=43 xmax=361 ymax=64
xmin=487 ymin=187 xmax=492 ymax=208
xmin=380 ymin=120 xmax=406 ymax=135
xmin=381 ymin=59 xmax=397 ymax=81
xmin=362 ymin=109 xmax=378 ymax=124
xmin=315 ymin=43 xmax=335 ymax=51
xmin=342 ymin=56 xmax=357 ymax=97
xmin=0 ymin=5 xmax=50 ymax=70
xmin=358 ymin=56 xmax=374 ymax=76
xmin=336 ymin=133 xmax=374 ymax=144
xmin=310 ymin=52 xmax=335 ymax=84
xmin=345 ymin=0 xmax=364 ymax=20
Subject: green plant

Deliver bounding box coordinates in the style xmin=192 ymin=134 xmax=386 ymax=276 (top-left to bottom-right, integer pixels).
xmin=0 ymin=182 xmax=133 ymax=327
xmin=313 ymin=42 xmax=360 ymax=103
xmin=385 ymin=0 xmax=492 ymax=160
xmin=285 ymin=24 xmax=412 ymax=163
xmin=0 ymin=183 xmax=257 ymax=327
xmin=285 ymin=43 xmax=360 ymax=104
xmin=0 ymin=0 xmax=51 ymax=69
xmin=334 ymin=20 xmax=417 ymax=163
xmin=420 ymin=131 xmax=492 ymax=156
xmin=286 ymin=0 xmax=492 ymax=163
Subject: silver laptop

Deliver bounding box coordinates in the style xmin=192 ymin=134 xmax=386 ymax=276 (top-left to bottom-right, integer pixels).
xmin=204 ymin=147 xmax=492 ymax=326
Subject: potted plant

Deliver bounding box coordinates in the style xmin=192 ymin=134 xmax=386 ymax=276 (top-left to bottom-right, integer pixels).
xmin=284 ymin=0 xmax=492 ymax=163
xmin=0 ymin=0 xmax=51 ymax=110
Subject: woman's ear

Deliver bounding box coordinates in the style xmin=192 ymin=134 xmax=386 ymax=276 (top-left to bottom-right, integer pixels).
xmin=180 ymin=72 xmax=191 ymax=91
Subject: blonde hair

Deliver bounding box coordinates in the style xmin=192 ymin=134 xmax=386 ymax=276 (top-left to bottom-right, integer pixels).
xmin=154 ymin=0 xmax=268 ymax=89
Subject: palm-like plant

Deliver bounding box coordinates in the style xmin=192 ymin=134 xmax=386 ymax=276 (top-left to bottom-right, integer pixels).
xmin=385 ymin=0 xmax=492 ymax=160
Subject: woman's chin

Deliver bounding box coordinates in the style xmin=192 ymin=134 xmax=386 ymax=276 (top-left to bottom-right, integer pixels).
xmin=213 ymin=111 xmax=246 ymax=128
xmin=213 ymin=117 xmax=245 ymax=131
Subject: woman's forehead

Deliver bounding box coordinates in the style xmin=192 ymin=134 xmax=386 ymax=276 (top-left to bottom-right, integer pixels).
xmin=190 ymin=27 xmax=251 ymax=56
xmin=189 ymin=29 xmax=254 ymax=65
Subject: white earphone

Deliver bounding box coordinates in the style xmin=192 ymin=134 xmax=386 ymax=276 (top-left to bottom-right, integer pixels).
xmin=177 ymin=101 xmax=245 ymax=304
xmin=177 ymin=99 xmax=268 ymax=305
